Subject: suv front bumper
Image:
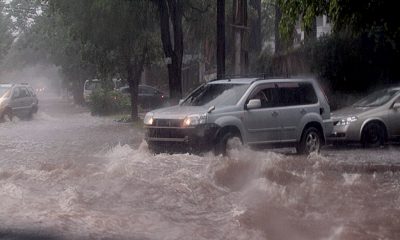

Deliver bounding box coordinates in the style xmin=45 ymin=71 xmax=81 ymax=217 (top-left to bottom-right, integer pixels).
xmin=145 ymin=124 xmax=220 ymax=153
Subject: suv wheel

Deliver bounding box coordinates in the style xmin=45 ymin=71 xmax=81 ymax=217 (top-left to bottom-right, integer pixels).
xmin=215 ymin=132 xmax=242 ymax=156
xmin=361 ymin=122 xmax=385 ymax=148
xmin=2 ymin=108 xmax=13 ymax=122
xmin=297 ymin=127 xmax=322 ymax=155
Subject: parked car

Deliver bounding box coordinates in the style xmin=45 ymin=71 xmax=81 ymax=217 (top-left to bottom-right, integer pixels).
xmin=143 ymin=77 xmax=332 ymax=155
xmin=329 ymin=86 xmax=400 ymax=147
xmin=118 ymin=85 xmax=167 ymax=109
xmin=0 ymin=84 xmax=39 ymax=121
xmin=83 ymin=79 xmax=101 ymax=103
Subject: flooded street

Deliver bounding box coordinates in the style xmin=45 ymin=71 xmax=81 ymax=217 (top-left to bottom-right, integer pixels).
xmin=1 ymin=97 xmax=400 ymax=240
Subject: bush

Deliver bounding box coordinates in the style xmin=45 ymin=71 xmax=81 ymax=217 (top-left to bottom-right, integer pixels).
xmin=89 ymin=89 xmax=130 ymax=116
xmin=307 ymin=32 xmax=400 ymax=93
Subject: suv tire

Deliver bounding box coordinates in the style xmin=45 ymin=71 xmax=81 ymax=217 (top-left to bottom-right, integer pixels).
xmin=215 ymin=132 xmax=242 ymax=156
xmin=2 ymin=108 xmax=13 ymax=122
xmin=361 ymin=122 xmax=385 ymax=148
xmin=297 ymin=127 xmax=322 ymax=155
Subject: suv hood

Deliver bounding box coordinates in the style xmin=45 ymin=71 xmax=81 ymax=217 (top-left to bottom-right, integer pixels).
xmin=332 ymin=105 xmax=375 ymax=119
xmin=151 ymin=106 xmax=208 ymax=119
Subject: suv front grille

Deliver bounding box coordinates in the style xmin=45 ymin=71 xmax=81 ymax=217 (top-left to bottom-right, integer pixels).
xmin=148 ymin=128 xmax=187 ymax=139
xmin=154 ymin=119 xmax=182 ymax=128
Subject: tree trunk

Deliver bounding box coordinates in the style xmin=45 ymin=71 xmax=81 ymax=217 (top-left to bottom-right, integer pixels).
xmin=126 ymin=47 xmax=147 ymax=122
xmin=72 ymin=78 xmax=85 ymax=105
xmin=126 ymin=62 xmax=139 ymax=122
xmin=217 ymin=0 xmax=226 ymax=79
xmin=274 ymin=3 xmax=282 ymax=54
xmin=157 ymin=0 xmax=183 ymax=101
xmin=304 ymin=17 xmax=317 ymax=44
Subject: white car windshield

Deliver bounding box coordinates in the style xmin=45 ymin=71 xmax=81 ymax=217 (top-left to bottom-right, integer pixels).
xmin=0 ymin=86 xmax=11 ymax=97
xmin=353 ymin=89 xmax=399 ymax=107
xmin=85 ymin=81 xmax=101 ymax=91
xmin=182 ymin=83 xmax=249 ymax=107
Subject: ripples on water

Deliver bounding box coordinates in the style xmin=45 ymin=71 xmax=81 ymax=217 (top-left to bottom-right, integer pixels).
xmin=1 ymin=112 xmax=400 ymax=239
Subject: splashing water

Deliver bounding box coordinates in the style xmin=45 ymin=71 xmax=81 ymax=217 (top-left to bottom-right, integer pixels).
xmin=1 ymin=98 xmax=400 ymax=239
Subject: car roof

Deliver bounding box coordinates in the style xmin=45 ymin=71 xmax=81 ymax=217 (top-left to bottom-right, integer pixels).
xmin=209 ymin=77 xmax=314 ymax=85
xmin=0 ymin=84 xmax=31 ymax=88
xmin=120 ymin=84 xmax=160 ymax=89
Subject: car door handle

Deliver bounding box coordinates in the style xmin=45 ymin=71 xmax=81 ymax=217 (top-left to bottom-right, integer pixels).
xmin=272 ymin=111 xmax=279 ymax=117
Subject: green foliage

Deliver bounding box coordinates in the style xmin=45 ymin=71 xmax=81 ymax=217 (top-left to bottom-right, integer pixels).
xmin=278 ymin=0 xmax=327 ymax=40
xmin=89 ymin=89 xmax=130 ymax=116
xmin=0 ymin=2 xmax=14 ymax=64
xmin=307 ymin=33 xmax=400 ymax=92
xmin=278 ymin=0 xmax=400 ymax=50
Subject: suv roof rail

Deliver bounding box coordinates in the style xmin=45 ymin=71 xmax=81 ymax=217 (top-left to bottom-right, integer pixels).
xmin=210 ymin=74 xmax=291 ymax=82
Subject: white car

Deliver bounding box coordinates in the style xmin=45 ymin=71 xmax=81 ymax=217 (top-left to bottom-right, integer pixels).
xmin=83 ymin=79 xmax=101 ymax=102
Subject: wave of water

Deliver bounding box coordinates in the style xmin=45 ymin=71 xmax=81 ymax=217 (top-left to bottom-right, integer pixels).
xmin=1 ymin=108 xmax=400 ymax=239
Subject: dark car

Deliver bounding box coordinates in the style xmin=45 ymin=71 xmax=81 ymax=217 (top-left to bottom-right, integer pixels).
xmin=118 ymin=85 xmax=167 ymax=109
xmin=0 ymin=84 xmax=39 ymax=121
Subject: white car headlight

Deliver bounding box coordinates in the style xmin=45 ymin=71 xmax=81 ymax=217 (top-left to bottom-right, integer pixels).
xmin=144 ymin=112 xmax=154 ymax=126
xmin=183 ymin=114 xmax=207 ymax=127
xmin=335 ymin=116 xmax=358 ymax=126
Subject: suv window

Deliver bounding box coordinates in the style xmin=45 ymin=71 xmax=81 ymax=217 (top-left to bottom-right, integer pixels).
xmin=28 ymin=87 xmax=36 ymax=97
xmin=183 ymin=83 xmax=249 ymax=107
xmin=277 ymin=82 xmax=318 ymax=107
xmin=20 ymin=87 xmax=30 ymax=98
xmin=13 ymin=88 xmax=21 ymax=98
xmin=249 ymin=83 xmax=280 ymax=108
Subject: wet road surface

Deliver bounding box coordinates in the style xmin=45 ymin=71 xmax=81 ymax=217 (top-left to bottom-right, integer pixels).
xmin=1 ymin=97 xmax=400 ymax=240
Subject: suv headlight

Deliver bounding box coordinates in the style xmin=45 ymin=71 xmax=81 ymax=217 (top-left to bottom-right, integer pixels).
xmin=0 ymin=98 xmax=6 ymax=108
xmin=183 ymin=114 xmax=207 ymax=127
xmin=144 ymin=113 xmax=154 ymax=126
xmin=335 ymin=116 xmax=358 ymax=126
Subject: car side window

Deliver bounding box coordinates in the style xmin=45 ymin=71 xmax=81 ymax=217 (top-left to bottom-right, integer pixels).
xmin=20 ymin=88 xmax=29 ymax=98
xmin=249 ymin=84 xmax=280 ymax=108
xmin=277 ymin=82 xmax=318 ymax=107
xmin=13 ymin=88 xmax=21 ymax=99
xmin=141 ymin=86 xmax=153 ymax=95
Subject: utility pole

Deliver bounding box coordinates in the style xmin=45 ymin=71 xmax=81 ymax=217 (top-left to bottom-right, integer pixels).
xmin=232 ymin=0 xmax=248 ymax=75
xmin=217 ymin=0 xmax=226 ymax=79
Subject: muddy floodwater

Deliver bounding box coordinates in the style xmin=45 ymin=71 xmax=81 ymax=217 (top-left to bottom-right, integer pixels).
xmin=1 ymin=97 xmax=400 ymax=240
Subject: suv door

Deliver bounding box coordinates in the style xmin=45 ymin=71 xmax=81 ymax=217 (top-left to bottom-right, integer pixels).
xmin=388 ymin=96 xmax=400 ymax=138
xmin=21 ymin=87 xmax=33 ymax=114
xmin=243 ymin=83 xmax=282 ymax=144
xmin=275 ymin=82 xmax=320 ymax=142
xmin=10 ymin=87 xmax=24 ymax=116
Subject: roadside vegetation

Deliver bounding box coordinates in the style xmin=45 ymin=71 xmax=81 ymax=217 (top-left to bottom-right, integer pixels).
xmin=89 ymin=89 xmax=131 ymax=116
xmin=0 ymin=0 xmax=399 ymax=117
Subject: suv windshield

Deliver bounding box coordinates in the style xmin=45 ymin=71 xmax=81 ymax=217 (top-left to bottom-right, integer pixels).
xmin=0 ymin=86 xmax=11 ymax=97
xmin=183 ymin=83 xmax=249 ymax=107
xmin=353 ymin=89 xmax=399 ymax=107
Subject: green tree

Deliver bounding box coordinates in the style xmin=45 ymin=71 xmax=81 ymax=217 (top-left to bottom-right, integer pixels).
xmin=0 ymin=1 xmax=14 ymax=65
xmin=50 ymin=0 xmax=159 ymax=121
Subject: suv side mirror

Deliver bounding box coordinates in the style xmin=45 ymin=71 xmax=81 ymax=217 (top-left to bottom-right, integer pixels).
xmin=393 ymin=102 xmax=400 ymax=110
xmin=246 ymin=99 xmax=261 ymax=110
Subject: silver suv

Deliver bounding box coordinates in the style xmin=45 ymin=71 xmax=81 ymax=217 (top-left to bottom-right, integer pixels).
xmin=0 ymin=84 xmax=39 ymax=121
xmin=144 ymin=78 xmax=332 ymax=155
